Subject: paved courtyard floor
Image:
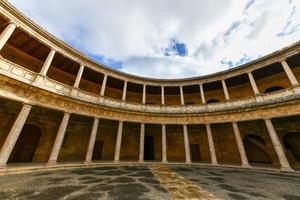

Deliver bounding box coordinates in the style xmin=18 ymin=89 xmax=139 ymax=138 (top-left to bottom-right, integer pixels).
xmin=0 ymin=165 xmax=299 ymax=199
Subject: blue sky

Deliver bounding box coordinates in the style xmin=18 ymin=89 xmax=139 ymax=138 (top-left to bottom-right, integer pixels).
xmin=8 ymin=0 xmax=300 ymax=78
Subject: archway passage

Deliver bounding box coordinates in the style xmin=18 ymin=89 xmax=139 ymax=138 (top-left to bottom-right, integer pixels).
xmin=283 ymin=132 xmax=300 ymax=163
xmin=190 ymin=144 xmax=201 ymax=162
xmin=243 ymin=134 xmax=272 ymax=164
xmin=264 ymin=86 xmax=284 ymax=93
xmin=144 ymin=136 xmax=155 ymax=161
xmin=8 ymin=124 xmax=42 ymax=163
xmin=92 ymin=141 xmax=103 ymax=160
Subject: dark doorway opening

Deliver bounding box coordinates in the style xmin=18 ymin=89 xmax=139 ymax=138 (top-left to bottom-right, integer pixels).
xmin=8 ymin=124 xmax=42 ymax=163
xmin=92 ymin=141 xmax=103 ymax=160
xmin=190 ymin=144 xmax=201 ymax=161
xmin=283 ymin=132 xmax=300 ymax=163
xmin=144 ymin=136 xmax=155 ymax=160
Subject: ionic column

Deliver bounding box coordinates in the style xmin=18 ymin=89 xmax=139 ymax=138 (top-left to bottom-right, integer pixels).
xmin=232 ymin=122 xmax=250 ymax=168
xmin=122 ymin=81 xmax=127 ymax=101
xmin=180 ymin=86 xmax=185 ymax=105
xmin=48 ymin=112 xmax=70 ymax=165
xmin=264 ymin=119 xmax=293 ymax=171
xmin=222 ymin=79 xmax=230 ymax=101
xmin=100 ymin=74 xmax=108 ymax=96
xmin=114 ymin=121 xmax=123 ymax=162
xmin=162 ymin=124 xmax=167 ymax=163
xmin=281 ymin=60 xmax=298 ymax=86
xmin=139 ymin=123 xmax=145 ymax=163
xmin=0 ymin=104 xmax=32 ymax=167
xmin=142 ymin=84 xmax=146 ymax=104
xmin=199 ymin=83 xmax=206 ymax=104
xmin=161 ymin=86 xmax=165 ymax=105
xmin=183 ymin=124 xmax=191 ymax=164
xmin=206 ymin=124 xmax=218 ymax=165
xmin=73 ymin=64 xmax=84 ymax=88
xmin=85 ymin=118 xmax=99 ymax=163
xmin=248 ymin=72 xmax=260 ymax=95
xmin=0 ymin=22 xmax=16 ymax=51
xmin=40 ymin=49 xmax=56 ymax=76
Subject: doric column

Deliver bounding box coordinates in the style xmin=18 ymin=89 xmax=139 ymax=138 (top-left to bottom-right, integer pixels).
xmin=183 ymin=124 xmax=191 ymax=164
xmin=180 ymin=86 xmax=185 ymax=105
xmin=0 ymin=22 xmax=16 ymax=51
xmin=139 ymin=123 xmax=145 ymax=163
xmin=161 ymin=86 xmax=165 ymax=105
xmin=122 ymin=81 xmax=127 ymax=101
xmin=264 ymin=119 xmax=293 ymax=171
xmin=162 ymin=124 xmax=167 ymax=163
xmin=100 ymin=74 xmax=108 ymax=96
xmin=281 ymin=60 xmax=298 ymax=86
xmin=142 ymin=84 xmax=146 ymax=104
xmin=114 ymin=121 xmax=123 ymax=162
xmin=232 ymin=122 xmax=250 ymax=168
xmin=85 ymin=118 xmax=99 ymax=163
xmin=199 ymin=84 xmax=206 ymax=104
xmin=48 ymin=112 xmax=70 ymax=165
xmin=73 ymin=64 xmax=84 ymax=88
xmin=248 ymin=72 xmax=260 ymax=95
xmin=40 ymin=49 xmax=56 ymax=76
xmin=0 ymin=104 xmax=31 ymax=167
xmin=206 ymin=124 xmax=218 ymax=165
xmin=222 ymin=79 xmax=230 ymax=100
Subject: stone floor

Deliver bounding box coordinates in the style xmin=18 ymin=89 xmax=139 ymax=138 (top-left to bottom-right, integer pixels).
xmin=0 ymin=165 xmax=299 ymax=199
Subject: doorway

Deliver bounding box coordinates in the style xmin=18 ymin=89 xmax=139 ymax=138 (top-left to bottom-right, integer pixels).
xmin=92 ymin=141 xmax=103 ymax=160
xmin=144 ymin=136 xmax=155 ymax=160
xmin=190 ymin=144 xmax=201 ymax=161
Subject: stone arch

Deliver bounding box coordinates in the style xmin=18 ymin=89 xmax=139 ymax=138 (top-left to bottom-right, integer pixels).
xmin=243 ymin=134 xmax=272 ymax=164
xmin=264 ymin=86 xmax=285 ymax=94
xmin=8 ymin=124 xmax=42 ymax=163
xmin=282 ymin=132 xmax=300 ymax=163
xmin=207 ymin=99 xmax=219 ymax=104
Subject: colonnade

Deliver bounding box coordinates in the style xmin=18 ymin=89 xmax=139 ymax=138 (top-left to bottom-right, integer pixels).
xmin=0 ymin=103 xmax=294 ymax=172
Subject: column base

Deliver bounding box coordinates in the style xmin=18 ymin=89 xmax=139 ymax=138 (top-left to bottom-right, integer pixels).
xmin=47 ymin=160 xmax=57 ymax=166
xmin=185 ymin=161 xmax=192 ymax=165
xmin=138 ymin=160 xmax=144 ymax=164
xmin=70 ymin=88 xmax=79 ymax=96
xmin=84 ymin=161 xmax=93 ymax=165
xmin=113 ymin=160 xmax=120 ymax=164
xmin=162 ymin=160 xmax=168 ymax=164
xmin=211 ymin=162 xmax=219 ymax=166
xmin=0 ymin=163 xmax=7 ymax=169
xmin=33 ymin=74 xmax=46 ymax=86
xmin=241 ymin=164 xmax=251 ymax=168
xmin=280 ymin=167 xmax=294 ymax=172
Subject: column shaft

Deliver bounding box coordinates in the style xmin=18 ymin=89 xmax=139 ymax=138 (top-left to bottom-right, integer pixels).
xmin=183 ymin=125 xmax=191 ymax=164
xmin=162 ymin=124 xmax=167 ymax=163
xmin=85 ymin=118 xmax=99 ymax=163
xmin=48 ymin=112 xmax=70 ymax=164
xmin=0 ymin=104 xmax=32 ymax=166
xmin=180 ymin=86 xmax=185 ymax=105
xmin=248 ymin=72 xmax=260 ymax=95
xmin=73 ymin=65 xmax=84 ymax=88
xmin=232 ymin=122 xmax=250 ymax=167
xmin=40 ymin=49 xmax=56 ymax=76
xmin=206 ymin=124 xmax=218 ymax=165
xmin=200 ymin=84 xmax=206 ymax=104
xmin=0 ymin=23 xmax=16 ymax=51
xmin=142 ymin=84 xmax=146 ymax=104
xmin=139 ymin=123 xmax=145 ymax=163
xmin=114 ymin=121 xmax=123 ymax=162
xmin=264 ymin=119 xmax=293 ymax=171
xmin=281 ymin=60 xmax=298 ymax=86
xmin=122 ymin=81 xmax=127 ymax=101
xmin=222 ymin=80 xmax=230 ymax=100
xmin=100 ymin=74 xmax=108 ymax=96
xmin=161 ymin=86 xmax=165 ymax=105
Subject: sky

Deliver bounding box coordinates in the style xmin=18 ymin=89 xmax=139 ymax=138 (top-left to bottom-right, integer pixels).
xmin=8 ymin=0 xmax=300 ymax=79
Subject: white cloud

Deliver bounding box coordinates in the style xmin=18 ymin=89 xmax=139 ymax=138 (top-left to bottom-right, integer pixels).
xmin=8 ymin=0 xmax=300 ymax=78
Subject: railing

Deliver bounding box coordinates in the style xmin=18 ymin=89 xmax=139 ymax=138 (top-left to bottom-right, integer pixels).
xmin=1 ymin=57 xmax=300 ymax=114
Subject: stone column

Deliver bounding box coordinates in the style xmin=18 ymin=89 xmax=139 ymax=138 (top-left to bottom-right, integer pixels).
xmin=40 ymin=49 xmax=56 ymax=76
xmin=281 ymin=60 xmax=298 ymax=86
xmin=48 ymin=112 xmax=70 ymax=165
xmin=85 ymin=118 xmax=99 ymax=164
xmin=199 ymin=84 xmax=206 ymax=104
xmin=232 ymin=122 xmax=250 ymax=168
xmin=222 ymin=79 xmax=230 ymax=101
xmin=142 ymin=84 xmax=146 ymax=104
xmin=248 ymin=72 xmax=260 ymax=95
xmin=183 ymin=124 xmax=191 ymax=164
xmin=180 ymin=86 xmax=185 ymax=105
xmin=114 ymin=121 xmax=123 ymax=162
xmin=73 ymin=65 xmax=84 ymax=88
xmin=206 ymin=124 xmax=218 ymax=165
xmin=264 ymin=119 xmax=293 ymax=171
xmin=162 ymin=124 xmax=167 ymax=163
xmin=122 ymin=81 xmax=127 ymax=101
xmin=100 ymin=74 xmax=108 ymax=96
xmin=0 ymin=104 xmax=32 ymax=167
xmin=139 ymin=123 xmax=145 ymax=163
xmin=0 ymin=22 xmax=16 ymax=51
xmin=161 ymin=86 xmax=165 ymax=105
